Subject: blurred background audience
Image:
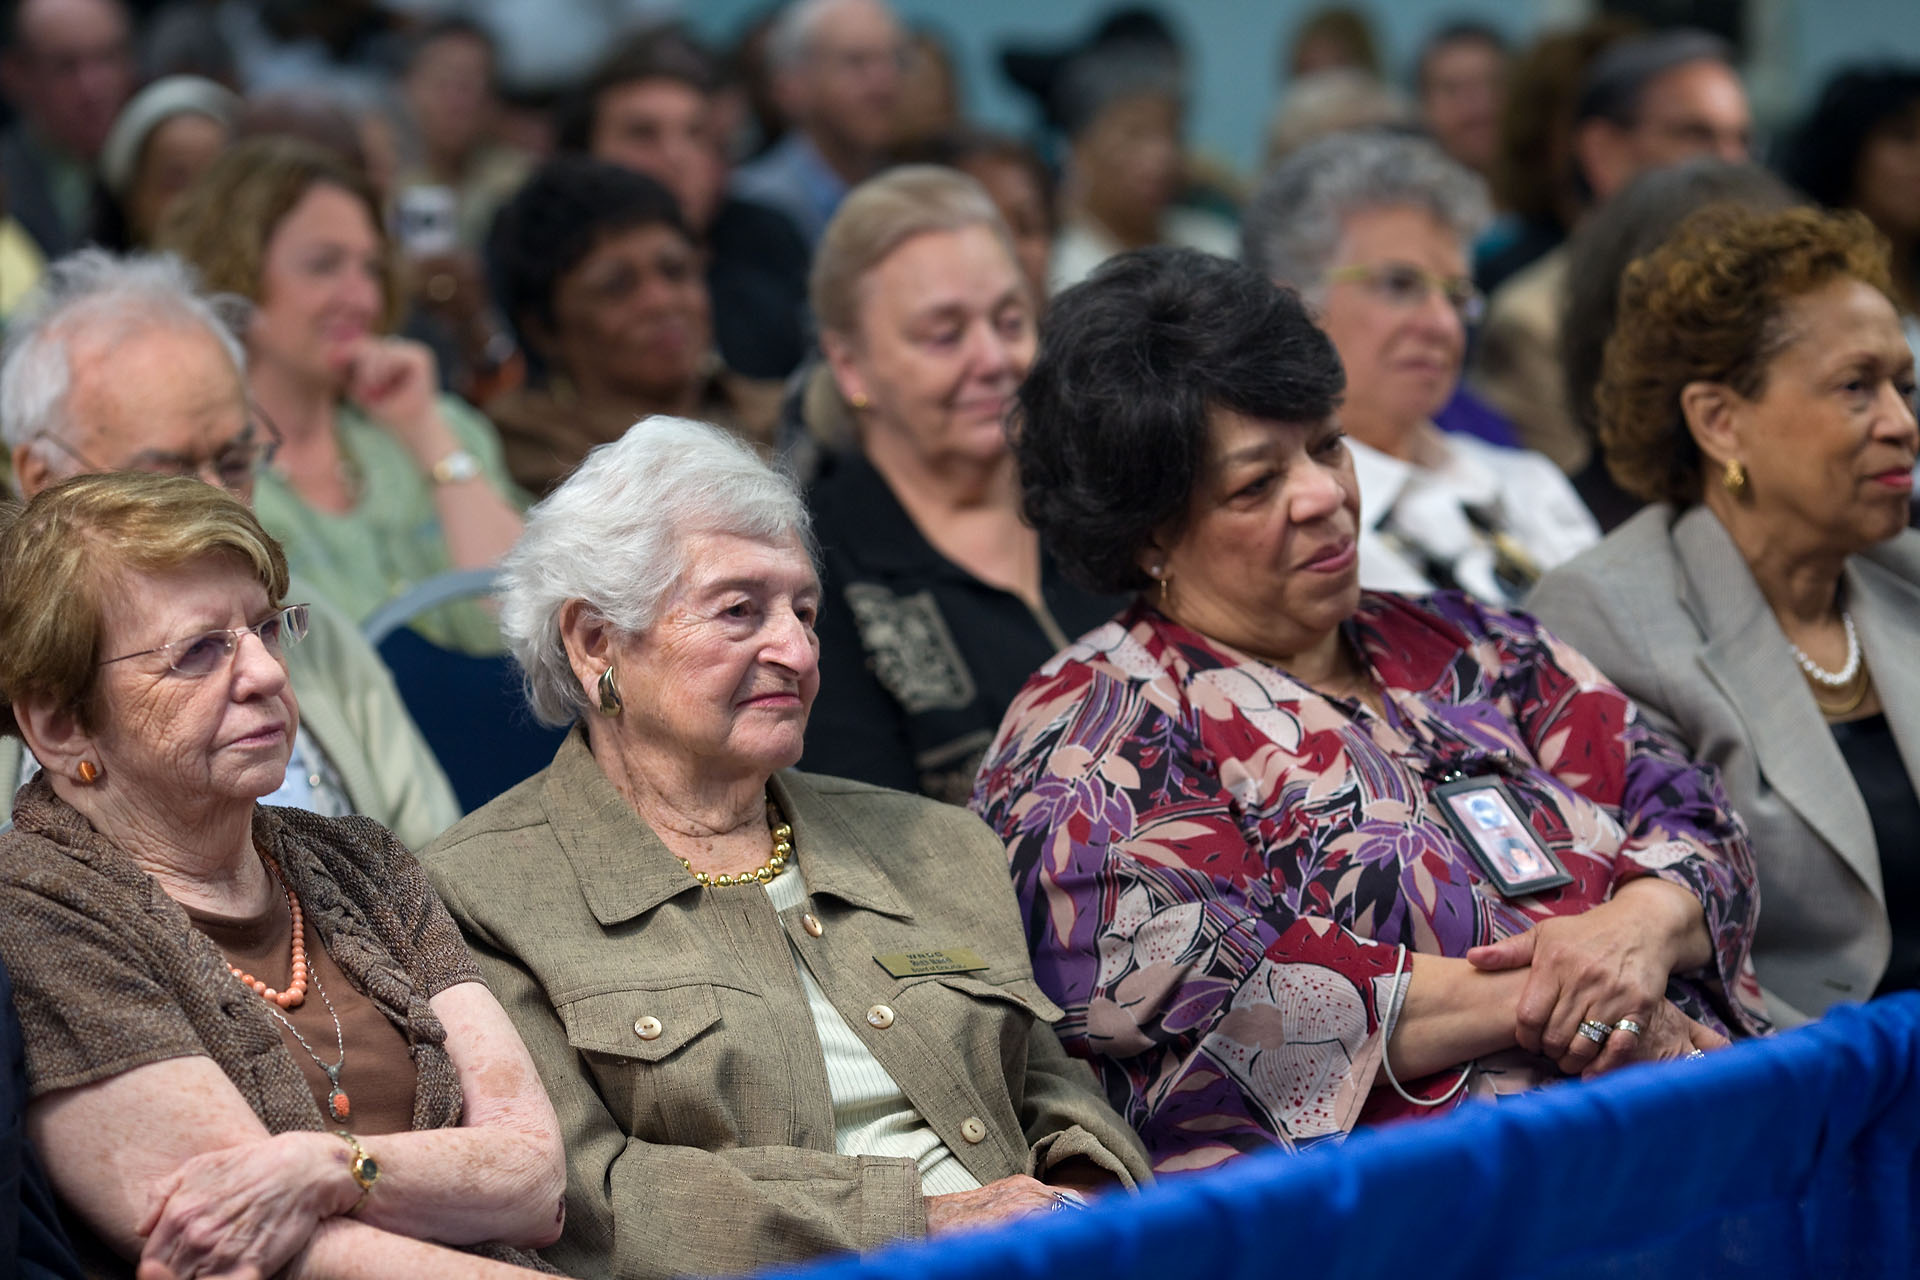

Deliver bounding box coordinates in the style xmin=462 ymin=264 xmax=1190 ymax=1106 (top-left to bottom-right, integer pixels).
xmin=1781 ymin=66 xmax=1920 ymax=349
xmin=485 ymin=155 xmax=780 ymax=496
xmin=557 ymin=28 xmax=812 ymax=379
xmin=90 ymin=73 xmax=236 ymax=250
xmin=158 ymin=136 xmax=524 ymax=655
xmin=1244 ymin=131 xmax=1596 ymax=602
xmin=1470 ymin=29 xmax=1752 ymax=477
xmin=0 ymin=0 xmax=134 ymax=259
xmin=733 ymin=0 xmax=904 ymax=247
xmin=1414 ymin=21 xmax=1507 ymax=190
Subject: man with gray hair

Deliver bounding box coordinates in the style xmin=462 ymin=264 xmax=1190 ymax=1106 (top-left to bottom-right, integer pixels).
xmin=1243 ymin=131 xmax=1597 ymax=601
xmin=1469 ymin=28 xmax=1751 ymax=478
xmin=732 ymin=0 xmax=905 ymax=247
xmin=0 ymin=249 xmax=461 ymax=848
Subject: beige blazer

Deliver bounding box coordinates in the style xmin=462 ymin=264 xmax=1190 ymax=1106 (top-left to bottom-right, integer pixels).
xmin=1528 ymin=503 xmax=1920 ymax=1026
xmin=421 ymin=733 xmax=1151 ymax=1280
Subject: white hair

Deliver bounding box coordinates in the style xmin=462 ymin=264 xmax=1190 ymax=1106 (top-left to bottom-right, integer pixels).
xmin=501 ymin=416 xmax=815 ymax=728
xmin=1242 ymin=130 xmax=1491 ymax=302
xmin=767 ymin=0 xmax=892 ymax=72
xmin=0 ymin=249 xmax=250 ymax=458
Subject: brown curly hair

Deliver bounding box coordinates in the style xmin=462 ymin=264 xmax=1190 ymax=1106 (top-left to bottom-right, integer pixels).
xmin=157 ymin=136 xmax=401 ymax=332
xmin=1596 ymin=205 xmax=1894 ymax=506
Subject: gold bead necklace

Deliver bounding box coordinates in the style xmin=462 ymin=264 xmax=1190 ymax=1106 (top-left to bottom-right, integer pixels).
xmin=678 ymin=794 xmax=794 ymax=888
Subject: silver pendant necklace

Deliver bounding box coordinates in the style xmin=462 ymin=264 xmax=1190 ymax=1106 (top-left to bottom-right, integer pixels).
xmin=263 ymin=959 xmax=351 ymax=1123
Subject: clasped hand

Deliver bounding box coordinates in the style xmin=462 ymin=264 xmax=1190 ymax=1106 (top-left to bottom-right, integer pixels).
xmin=136 ymin=1131 xmax=356 ymax=1280
xmin=1465 ymin=884 xmax=1727 ymax=1077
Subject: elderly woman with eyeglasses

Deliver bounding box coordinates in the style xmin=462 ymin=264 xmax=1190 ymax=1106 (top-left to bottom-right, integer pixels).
xmin=0 ymin=473 xmax=563 ymax=1279
xmin=420 ymin=417 xmax=1150 ymax=1280
xmin=1243 ymin=132 xmax=1599 ymax=603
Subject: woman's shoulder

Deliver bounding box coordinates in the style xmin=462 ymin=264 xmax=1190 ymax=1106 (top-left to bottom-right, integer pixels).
xmin=1536 ymin=503 xmax=1685 ymax=588
xmin=263 ymin=807 xmax=425 ymax=895
xmin=782 ymin=770 xmax=1016 ymax=895
xmin=1526 ymin=505 xmax=1698 ymax=659
xmin=788 ymin=768 xmax=988 ymax=833
xmin=420 ymin=765 xmax=557 ymax=873
xmin=0 ymin=824 xmax=124 ymax=916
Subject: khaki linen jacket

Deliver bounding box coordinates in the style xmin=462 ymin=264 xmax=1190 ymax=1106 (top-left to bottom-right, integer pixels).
xmin=421 ymin=733 xmax=1151 ymax=1280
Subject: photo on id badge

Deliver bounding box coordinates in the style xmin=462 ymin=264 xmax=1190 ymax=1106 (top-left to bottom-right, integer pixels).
xmin=1433 ymin=776 xmax=1573 ymax=898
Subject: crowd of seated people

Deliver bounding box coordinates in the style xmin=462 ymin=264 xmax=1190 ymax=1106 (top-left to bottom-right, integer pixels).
xmin=0 ymin=0 xmax=1913 ymax=1274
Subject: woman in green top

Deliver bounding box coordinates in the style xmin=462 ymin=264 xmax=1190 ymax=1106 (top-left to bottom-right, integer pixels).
xmin=162 ymin=136 xmax=523 ymax=654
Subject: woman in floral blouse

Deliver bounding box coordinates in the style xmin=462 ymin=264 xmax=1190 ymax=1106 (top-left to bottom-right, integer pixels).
xmin=971 ymin=248 xmax=1767 ymax=1174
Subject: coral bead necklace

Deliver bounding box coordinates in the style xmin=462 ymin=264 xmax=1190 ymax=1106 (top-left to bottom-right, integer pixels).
xmin=227 ymin=853 xmax=352 ymax=1122
xmin=226 ymin=853 xmax=308 ymax=1008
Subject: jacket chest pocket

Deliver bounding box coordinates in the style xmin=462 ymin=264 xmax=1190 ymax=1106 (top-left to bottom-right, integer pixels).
xmin=557 ymin=982 xmax=786 ymax=1149
xmin=895 ymin=974 xmax=1064 ymax=1082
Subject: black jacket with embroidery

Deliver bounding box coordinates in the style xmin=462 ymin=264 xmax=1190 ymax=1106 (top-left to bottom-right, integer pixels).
xmin=801 ymin=451 xmax=1125 ymax=803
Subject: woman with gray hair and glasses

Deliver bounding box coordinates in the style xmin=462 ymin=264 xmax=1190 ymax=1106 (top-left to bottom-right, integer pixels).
xmin=419 ymin=416 xmax=1149 ymax=1279
xmin=1243 ymin=130 xmax=1599 ymax=603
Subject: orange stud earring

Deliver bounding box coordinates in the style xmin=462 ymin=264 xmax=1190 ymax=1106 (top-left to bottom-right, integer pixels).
xmin=76 ymin=761 xmax=98 ymax=784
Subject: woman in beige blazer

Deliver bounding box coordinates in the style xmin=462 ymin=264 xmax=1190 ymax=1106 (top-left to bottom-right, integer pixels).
xmin=1529 ymin=204 xmax=1920 ymax=1027
xmin=420 ymin=416 xmax=1150 ymax=1280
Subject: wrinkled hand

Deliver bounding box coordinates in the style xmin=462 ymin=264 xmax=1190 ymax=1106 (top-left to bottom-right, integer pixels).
xmin=342 ymin=337 xmax=444 ymax=452
xmin=925 ymin=1175 xmax=1069 ymax=1236
xmin=136 ymin=1132 xmax=354 ymax=1280
xmin=1577 ymin=998 xmax=1729 ymax=1079
xmin=1465 ymin=897 xmax=1677 ymax=1072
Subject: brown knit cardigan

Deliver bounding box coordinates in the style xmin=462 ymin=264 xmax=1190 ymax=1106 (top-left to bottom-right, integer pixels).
xmin=0 ymin=774 xmax=554 ymax=1274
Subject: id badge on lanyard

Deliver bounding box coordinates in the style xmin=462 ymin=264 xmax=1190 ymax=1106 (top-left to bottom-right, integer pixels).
xmin=1432 ymin=775 xmax=1573 ymax=898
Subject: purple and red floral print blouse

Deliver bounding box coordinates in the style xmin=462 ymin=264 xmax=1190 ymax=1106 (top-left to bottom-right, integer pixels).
xmin=970 ymin=591 xmax=1766 ymax=1174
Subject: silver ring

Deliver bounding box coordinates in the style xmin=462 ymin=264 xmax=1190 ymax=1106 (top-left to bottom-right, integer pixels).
xmin=1049 ymin=1190 xmax=1087 ymax=1212
xmin=1576 ymin=1019 xmax=1613 ymax=1045
xmin=1612 ymin=1018 xmax=1644 ymax=1037
xmin=1685 ymin=1047 xmax=1707 ymax=1060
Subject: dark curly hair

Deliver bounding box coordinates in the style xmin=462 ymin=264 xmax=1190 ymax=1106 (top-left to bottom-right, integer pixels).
xmin=485 ymin=156 xmax=691 ymax=382
xmin=1780 ymin=64 xmax=1920 ymax=213
xmin=1596 ymin=204 xmax=1893 ymax=507
xmin=554 ymin=27 xmax=717 ymax=155
xmin=1013 ymin=247 xmax=1344 ymax=594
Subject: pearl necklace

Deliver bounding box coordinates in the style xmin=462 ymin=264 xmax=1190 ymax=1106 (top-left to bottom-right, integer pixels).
xmin=1790 ymin=611 xmax=1861 ymax=687
xmin=678 ymin=795 xmax=793 ymax=888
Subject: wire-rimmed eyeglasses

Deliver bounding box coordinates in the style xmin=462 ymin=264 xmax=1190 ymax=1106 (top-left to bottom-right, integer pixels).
xmin=33 ymin=407 xmax=282 ymax=496
xmin=1324 ymin=262 xmax=1486 ymax=325
xmin=97 ymin=604 xmax=311 ymax=677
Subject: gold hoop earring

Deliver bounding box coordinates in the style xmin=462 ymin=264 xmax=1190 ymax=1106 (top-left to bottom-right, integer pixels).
xmin=76 ymin=760 xmax=98 ymax=785
xmin=1722 ymin=458 xmax=1749 ymax=498
xmin=597 ymin=666 xmax=623 ymax=716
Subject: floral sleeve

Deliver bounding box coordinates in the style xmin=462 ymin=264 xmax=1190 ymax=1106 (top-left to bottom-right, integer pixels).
xmin=1459 ymin=599 xmax=1767 ymax=1035
xmin=973 ymin=643 xmax=1426 ymax=1172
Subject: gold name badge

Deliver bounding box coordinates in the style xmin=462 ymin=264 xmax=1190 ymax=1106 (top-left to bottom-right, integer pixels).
xmin=873 ymin=948 xmax=991 ymax=978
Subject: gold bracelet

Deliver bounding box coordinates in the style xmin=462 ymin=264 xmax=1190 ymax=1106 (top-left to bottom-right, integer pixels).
xmin=334 ymin=1130 xmax=381 ymax=1216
